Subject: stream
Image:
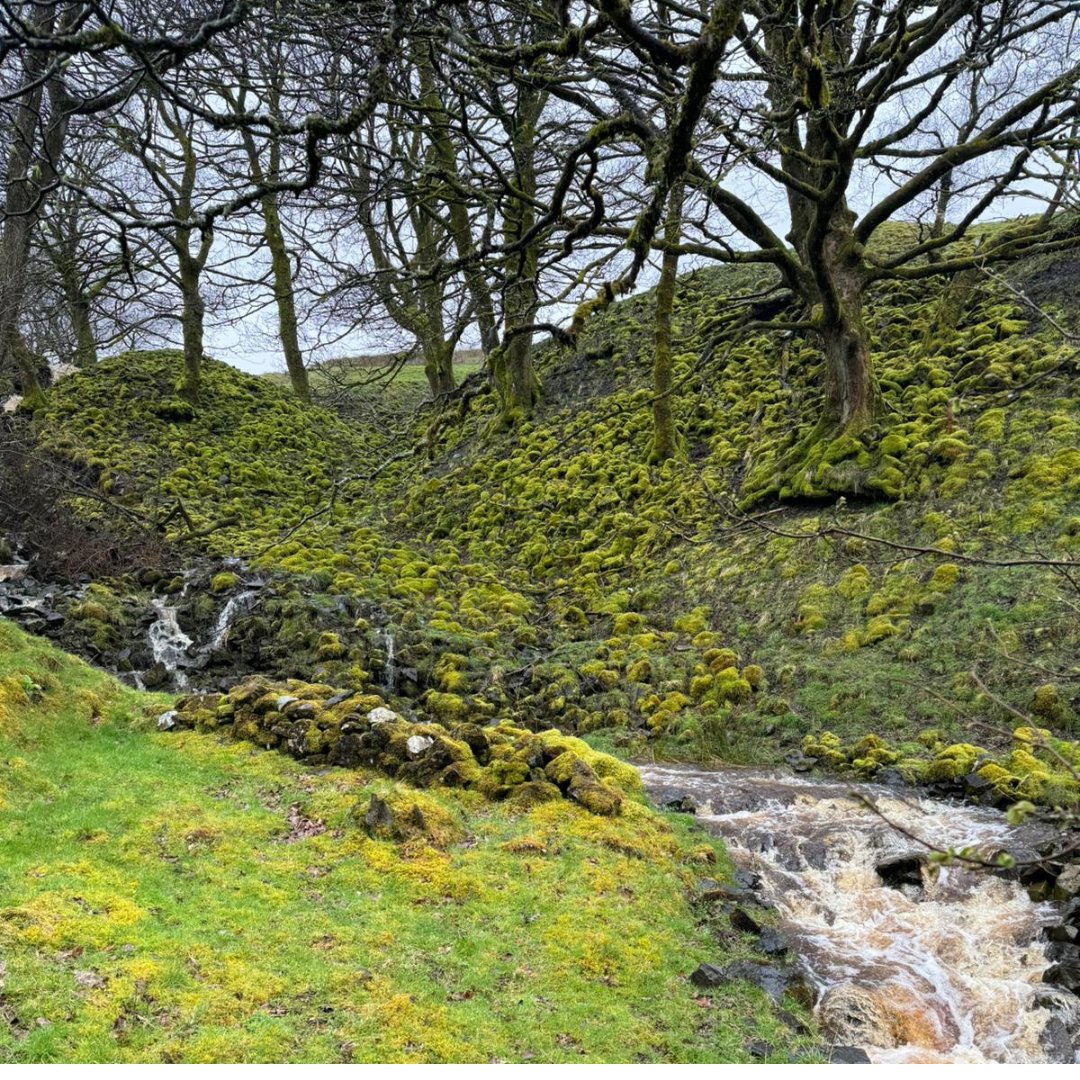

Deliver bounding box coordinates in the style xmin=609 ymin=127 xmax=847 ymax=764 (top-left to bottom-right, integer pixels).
xmin=639 ymin=763 xmax=1076 ymax=1063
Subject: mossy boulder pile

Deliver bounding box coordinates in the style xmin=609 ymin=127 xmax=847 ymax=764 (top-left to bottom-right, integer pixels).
xmin=166 ymin=676 xmax=643 ymax=815
xmin=801 ymin=726 xmax=1080 ymax=808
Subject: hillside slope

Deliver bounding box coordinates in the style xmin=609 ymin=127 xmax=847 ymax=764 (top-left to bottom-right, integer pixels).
xmin=7 ymin=241 xmax=1080 ymax=803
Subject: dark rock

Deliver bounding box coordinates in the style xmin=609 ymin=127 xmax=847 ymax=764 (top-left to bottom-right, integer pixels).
xmin=800 ymin=839 xmax=829 ymax=871
xmin=1046 ymin=941 xmax=1080 ymax=965
xmin=664 ymin=795 xmax=698 ymax=814
xmin=141 ymin=661 xmax=170 ymax=689
xmin=717 ymin=960 xmax=816 ymax=1008
xmin=875 ymin=854 xmax=924 ymax=890
xmin=1034 ymin=985 xmax=1080 ymax=1039
xmin=730 ymin=908 xmax=763 ymax=934
xmin=1047 ymin=924 xmax=1079 ymax=944
xmin=363 ymin=794 xmax=395 ymax=838
xmin=756 ymin=928 xmax=790 ymax=956
xmin=733 ymin=868 xmax=761 ymax=891
xmin=1044 ymin=961 xmax=1080 ymax=993
xmin=690 ymin=963 xmax=727 ymax=988
xmin=963 ymin=771 xmax=993 ymax=795
xmin=747 ymin=1040 xmax=772 ymax=1059
xmin=1039 ymin=1017 xmax=1074 ymax=1063
xmin=829 ymin=1047 xmax=872 ymax=1064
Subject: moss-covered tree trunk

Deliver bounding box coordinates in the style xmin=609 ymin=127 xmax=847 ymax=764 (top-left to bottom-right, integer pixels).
xmin=812 ymin=216 xmax=878 ymax=434
xmin=650 ymin=181 xmax=684 ymax=462
xmin=177 ymin=253 xmax=205 ymax=404
xmin=262 ymin=193 xmax=310 ymax=403
xmin=422 ymin=336 xmax=456 ymax=400
xmin=494 ymin=76 xmax=543 ymax=425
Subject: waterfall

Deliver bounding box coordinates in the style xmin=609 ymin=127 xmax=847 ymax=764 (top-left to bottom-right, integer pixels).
xmin=148 ymin=598 xmax=194 ymax=689
xmin=378 ymin=627 xmax=396 ymax=694
xmin=208 ymin=590 xmax=260 ymax=651
xmin=639 ymin=763 xmax=1066 ymax=1063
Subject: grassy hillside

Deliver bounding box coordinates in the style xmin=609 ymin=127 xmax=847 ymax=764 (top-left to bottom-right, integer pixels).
xmin=0 ymin=620 xmax=809 ymax=1063
xmin=21 ymin=240 xmax=1080 ymax=803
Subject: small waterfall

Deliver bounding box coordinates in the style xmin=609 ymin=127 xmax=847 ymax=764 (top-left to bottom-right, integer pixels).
xmin=377 ymin=627 xmax=396 ymax=694
xmin=208 ymin=590 xmax=260 ymax=651
xmin=148 ymin=598 xmax=194 ymax=689
xmin=639 ymin=764 xmax=1064 ymax=1064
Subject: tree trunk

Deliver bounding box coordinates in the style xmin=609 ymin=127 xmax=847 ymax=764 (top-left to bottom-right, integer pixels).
xmin=650 ymin=182 xmax=684 ymax=462
xmin=262 ymin=194 xmax=309 ymax=403
xmin=70 ymin=297 xmax=97 ymax=367
xmin=820 ymin=309 xmax=875 ymax=432
xmin=178 ymin=257 xmax=204 ymax=404
xmin=814 ymin=219 xmax=877 ymax=433
xmin=423 ymin=338 xmax=456 ymax=400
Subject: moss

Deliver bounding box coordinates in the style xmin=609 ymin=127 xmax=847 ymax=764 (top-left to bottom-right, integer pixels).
xmin=210 ymin=572 xmax=240 ymax=594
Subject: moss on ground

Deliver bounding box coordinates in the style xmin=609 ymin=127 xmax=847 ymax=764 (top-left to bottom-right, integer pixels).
xmin=22 ymin=241 xmax=1080 ymax=772
xmin=0 ymin=619 xmax=813 ymax=1063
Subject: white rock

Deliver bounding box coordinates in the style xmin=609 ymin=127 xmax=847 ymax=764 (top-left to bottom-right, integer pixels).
xmin=406 ymin=735 xmax=434 ymax=757
xmin=367 ymin=706 xmax=398 ymax=725
xmin=276 ymin=695 xmax=298 ymax=711
xmin=156 ymin=710 xmax=178 ymax=731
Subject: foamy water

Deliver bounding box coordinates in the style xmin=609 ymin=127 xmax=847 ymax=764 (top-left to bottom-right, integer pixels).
xmin=639 ymin=764 xmax=1059 ymax=1063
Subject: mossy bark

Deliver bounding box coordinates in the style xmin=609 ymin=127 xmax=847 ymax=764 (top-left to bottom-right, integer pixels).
xmin=178 ymin=254 xmax=204 ymax=404
xmin=649 ymin=182 xmax=684 ymax=463
xmin=262 ymin=194 xmax=310 ymax=404
xmin=422 ymin=336 xmax=456 ymax=400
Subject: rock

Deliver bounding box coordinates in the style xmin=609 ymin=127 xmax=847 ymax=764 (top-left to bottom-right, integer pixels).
xmin=367 ymin=706 xmax=397 ymax=725
xmin=1055 ymin=864 xmax=1080 ymax=900
xmin=690 ymin=963 xmax=727 ymax=988
xmin=1033 ymin=985 xmax=1080 ymax=1039
xmin=156 ymin=710 xmax=178 ymax=731
xmin=730 ymin=907 xmax=763 ymax=934
xmin=1046 ymin=941 xmax=1080 ymax=965
xmin=756 ymin=928 xmax=790 ymax=956
xmin=1047 ymin=924 xmax=1079 ymax=944
xmin=875 ymin=854 xmax=924 ymax=890
xmin=406 ymin=735 xmax=434 ymax=757
xmin=664 ymin=795 xmax=697 ymax=814
xmin=829 ymin=1047 xmax=872 ymax=1064
xmin=717 ymin=960 xmax=816 ymax=1007
xmin=142 ymin=661 xmax=170 ymax=689
xmin=73 ymin=970 xmax=105 ymax=990
xmin=276 ymin=695 xmax=298 ymax=711
xmin=363 ymin=794 xmax=395 ymax=838
xmin=1039 ymin=1017 xmax=1074 ymax=1063
xmin=324 ymin=689 xmax=355 ymax=707
xmin=747 ymin=1040 xmax=772 ymax=1059
xmin=1043 ymin=961 xmax=1080 ymax=994
xmin=733 ymin=868 xmax=762 ymax=891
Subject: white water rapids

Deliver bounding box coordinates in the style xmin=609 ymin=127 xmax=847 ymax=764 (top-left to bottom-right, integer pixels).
xmin=639 ymin=763 xmax=1064 ymax=1063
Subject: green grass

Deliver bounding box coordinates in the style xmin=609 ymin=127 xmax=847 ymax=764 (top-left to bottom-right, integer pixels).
xmin=0 ymin=619 xmax=811 ymax=1063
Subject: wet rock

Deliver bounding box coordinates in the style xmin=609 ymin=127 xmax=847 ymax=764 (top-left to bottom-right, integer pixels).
xmin=829 ymin=1047 xmax=872 ymax=1064
xmin=756 ymin=928 xmax=790 ymax=957
xmin=1033 ymin=985 xmax=1080 ymax=1040
xmin=875 ymin=854 xmax=924 ymax=890
xmin=1039 ymin=1016 xmax=1074 ymax=1063
xmin=1046 ymin=941 xmax=1080 ymax=965
xmin=1042 ymin=960 xmax=1080 ymax=994
xmin=1047 ymin=924 xmax=1079 ymax=944
xmin=1054 ymin=864 xmax=1080 ymax=901
xmin=664 ymin=795 xmax=698 ymax=814
xmin=142 ymin=661 xmax=170 ymax=689
xmin=733 ymin=868 xmax=761 ymax=891
xmin=716 ymin=960 xmax=815 ymax=1007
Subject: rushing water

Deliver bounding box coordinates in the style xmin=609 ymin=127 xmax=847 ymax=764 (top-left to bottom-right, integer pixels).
xmin=208 ymin=590 xmax=261 ymax=651
xmin=377 ymin=627 xmax=396 ymax=694
xmin=639 ymin=763 xmax=1062 ymax=1063
xmin=147 ymin=598 xmax=195 ymax=689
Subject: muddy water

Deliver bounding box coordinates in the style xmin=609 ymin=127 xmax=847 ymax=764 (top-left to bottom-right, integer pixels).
xmin=639 ymin=764 xmax=1060 ymax=1063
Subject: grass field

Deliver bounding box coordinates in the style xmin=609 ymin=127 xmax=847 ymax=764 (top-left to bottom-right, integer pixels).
xmin=0 ymin=619 xmax=812 ymax=1064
